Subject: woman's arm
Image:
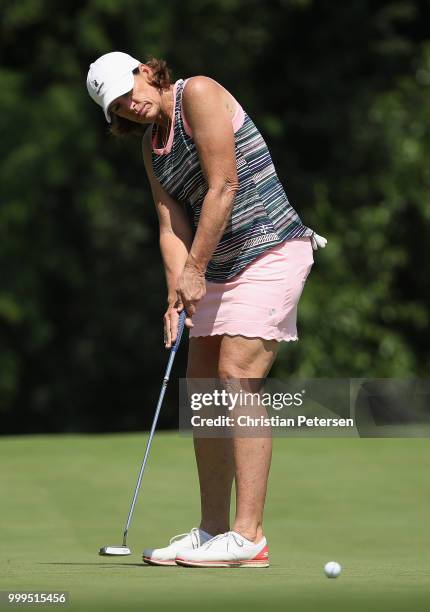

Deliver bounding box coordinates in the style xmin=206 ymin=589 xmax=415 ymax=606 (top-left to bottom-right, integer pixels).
xmin=142 ymin=128 xmax=193 ymax=306
xmin=142 ymin=129 xmax=194 ymax=345
xmin=172 ymin=76 xmax=239 ymax=319
xmin=181 ymin=76 xmax=239 ymax=275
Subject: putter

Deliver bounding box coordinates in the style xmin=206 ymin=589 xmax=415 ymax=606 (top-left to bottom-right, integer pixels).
xmin=99 ymin=310 xmax=187 ymax=556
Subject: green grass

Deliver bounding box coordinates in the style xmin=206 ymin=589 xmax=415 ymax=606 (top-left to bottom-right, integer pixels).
xmin=0 ymin=433 xmax=429 ymax=612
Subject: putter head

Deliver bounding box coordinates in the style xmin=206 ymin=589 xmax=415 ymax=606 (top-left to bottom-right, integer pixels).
xmin=99 ymin=545 xmax=131 ymax=556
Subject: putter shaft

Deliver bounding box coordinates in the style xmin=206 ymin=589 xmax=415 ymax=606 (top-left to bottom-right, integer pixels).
xmin=122 ymin=310 xmax=186 ymax=547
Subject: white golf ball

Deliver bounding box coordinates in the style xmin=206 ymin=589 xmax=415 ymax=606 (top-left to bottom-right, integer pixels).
xmin=324 ymin=561 xmax=342 ymax=578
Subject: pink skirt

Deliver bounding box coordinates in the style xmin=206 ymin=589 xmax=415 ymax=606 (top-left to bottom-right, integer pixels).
xmin=190 ymin=237 xmax=314 ymax=342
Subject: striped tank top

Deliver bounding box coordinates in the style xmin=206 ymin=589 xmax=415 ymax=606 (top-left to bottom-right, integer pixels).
xmin=151 ymin=78 xmax=314 ymax=282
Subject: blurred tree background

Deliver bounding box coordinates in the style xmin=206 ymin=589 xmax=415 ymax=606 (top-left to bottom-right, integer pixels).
xmin=0 ymin=0 xmax=429 ymax=434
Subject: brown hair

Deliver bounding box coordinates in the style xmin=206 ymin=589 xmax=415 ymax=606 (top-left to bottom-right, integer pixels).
xmin=109 ymin=57 xmax=172 ymax=138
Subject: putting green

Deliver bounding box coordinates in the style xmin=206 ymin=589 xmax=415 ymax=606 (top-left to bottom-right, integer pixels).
xmin=0 ymin=433 xmax=429 ymax=611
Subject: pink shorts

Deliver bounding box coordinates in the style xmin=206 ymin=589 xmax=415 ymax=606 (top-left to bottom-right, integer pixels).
xmin=190 ymin=237 xmax=314 ymax=342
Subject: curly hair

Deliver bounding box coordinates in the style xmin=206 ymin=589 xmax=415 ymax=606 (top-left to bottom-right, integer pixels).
xmin=109 ymin=57 xmax=173 ymax=138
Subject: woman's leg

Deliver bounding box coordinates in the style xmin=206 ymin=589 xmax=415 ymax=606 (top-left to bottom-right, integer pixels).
xmin=187 ymin=336 xmax=235 ymax=536
xmin=218 ymin=335 xmax=279 ymax=543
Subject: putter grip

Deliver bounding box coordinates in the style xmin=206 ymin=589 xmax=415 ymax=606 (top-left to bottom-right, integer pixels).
xmin=172 ymin=310 xmax=186 ymax=353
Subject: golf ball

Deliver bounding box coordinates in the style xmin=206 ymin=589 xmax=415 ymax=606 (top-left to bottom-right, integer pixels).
xmin=324 ymin=561 xmax=342 ymax=578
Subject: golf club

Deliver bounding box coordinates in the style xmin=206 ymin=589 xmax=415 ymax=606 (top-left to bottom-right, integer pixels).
xmin=99 ymin=309 xmax=187 ymax=556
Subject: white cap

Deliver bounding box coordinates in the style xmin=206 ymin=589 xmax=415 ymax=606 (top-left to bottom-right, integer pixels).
xmin=86 ymin=51 xmax=141 ymax=123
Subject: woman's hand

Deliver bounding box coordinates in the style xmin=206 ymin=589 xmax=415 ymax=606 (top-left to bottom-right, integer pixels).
xmin=176 ymin=263 xmax=206 ymax=329
xmin=163 ymin=302 xmax=181 ymax=349
xmin=163 ymin=264 xmax=206 ymax=348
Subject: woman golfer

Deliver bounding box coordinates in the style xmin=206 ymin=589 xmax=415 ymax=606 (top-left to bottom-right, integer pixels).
xmin=87 ymin=51 xmax=326 ymax=568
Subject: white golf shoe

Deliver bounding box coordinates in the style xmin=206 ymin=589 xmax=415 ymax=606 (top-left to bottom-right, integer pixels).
xmin=175 ymin=531 xmax=269 ymax=568
xmin=142 ymin=527 xmax=213 ymax=566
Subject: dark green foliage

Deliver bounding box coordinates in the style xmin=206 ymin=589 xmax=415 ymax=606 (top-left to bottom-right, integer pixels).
xmin=1 ymin=1 xmax=429 ymax=432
